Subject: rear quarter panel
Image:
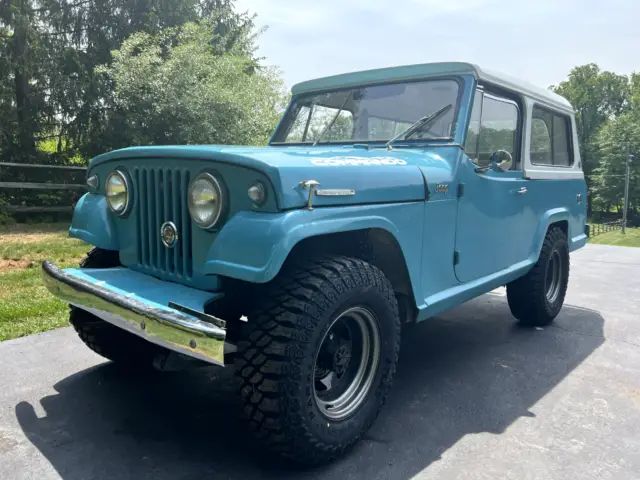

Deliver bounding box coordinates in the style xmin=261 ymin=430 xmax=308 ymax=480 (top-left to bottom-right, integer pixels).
xmin=524 ymin=178 xmax=588 ymax=258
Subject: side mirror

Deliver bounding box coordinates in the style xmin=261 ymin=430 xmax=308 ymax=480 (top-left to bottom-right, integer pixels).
xmin=490 ymin=150 xmax=513 ymax=172
xmin=476 ymin=149 xmax=513 ymax=173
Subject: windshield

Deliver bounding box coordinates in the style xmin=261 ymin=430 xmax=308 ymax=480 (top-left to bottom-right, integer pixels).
xmin=271 ymin=79 xmax=459 ymax=145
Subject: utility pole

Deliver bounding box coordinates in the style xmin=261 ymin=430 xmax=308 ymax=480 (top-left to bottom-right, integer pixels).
xmin=622 ymin=144 xmax=633 ymax=234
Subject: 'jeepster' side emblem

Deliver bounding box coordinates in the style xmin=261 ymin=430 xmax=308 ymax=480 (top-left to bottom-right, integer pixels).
xmin=160 ymin=221 xmax=178 ymax=248
xmin=435 ymin=184 xmax=449 ymax=193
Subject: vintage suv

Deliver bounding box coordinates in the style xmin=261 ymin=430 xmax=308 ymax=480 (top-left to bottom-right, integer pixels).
xmin=43 ymin=62 xmax=587 ymax=464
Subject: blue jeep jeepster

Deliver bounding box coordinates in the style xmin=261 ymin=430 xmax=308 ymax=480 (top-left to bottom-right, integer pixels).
xmin=43 ymin=62 xmax=587 ymax=464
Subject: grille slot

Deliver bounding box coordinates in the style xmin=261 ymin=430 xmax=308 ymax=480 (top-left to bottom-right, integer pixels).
xmin=133 ymin=167 xmax=192 ymax=280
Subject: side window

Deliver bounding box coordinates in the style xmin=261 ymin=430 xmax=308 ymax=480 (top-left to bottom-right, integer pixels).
xmin=531 ymin=106 xmax=573 ymax=166
xmin=530 ymin=116 xmax=552 ymax=164
xmin=552 ymin=115 xmax=571 ymax=166
xmin=464 ymin=91 xmax=482 ymax=159
xmin=465 ymin=91 xmax=519 ymax=167
xmin=477 ymin=95 xmax=518 ymax=167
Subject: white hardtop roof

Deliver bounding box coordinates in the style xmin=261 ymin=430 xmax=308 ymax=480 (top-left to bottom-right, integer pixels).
xmin=292 ymin=62 xmax=573 ymax=113
xmin=473 ymin=63 xmax=573 ymax=112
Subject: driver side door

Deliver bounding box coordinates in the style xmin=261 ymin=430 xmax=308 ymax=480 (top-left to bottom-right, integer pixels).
xmin=454 ymin=88 xmax=530 ymax=283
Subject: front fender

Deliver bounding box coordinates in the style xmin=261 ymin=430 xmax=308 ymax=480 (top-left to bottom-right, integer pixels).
xmin=203 ymin=203 xmax=424 ymax=292
xmin=69 ymin=193 xmax=119 ymax=250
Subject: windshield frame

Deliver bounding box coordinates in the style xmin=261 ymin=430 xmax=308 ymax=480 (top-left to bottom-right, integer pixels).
xmin=269 ymin=75 xmax=464 ymax=147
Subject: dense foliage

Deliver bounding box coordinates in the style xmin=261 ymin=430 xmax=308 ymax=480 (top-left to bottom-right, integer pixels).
xmin=99 ymin=20 xmax=287 ymax=147
xmin=0 ymin=0 xmax=287 ymax=219
xmin=551 ymin=64 xmax=638 ymax=217
xmin=0 ymin=0 xmax=284 ymax=161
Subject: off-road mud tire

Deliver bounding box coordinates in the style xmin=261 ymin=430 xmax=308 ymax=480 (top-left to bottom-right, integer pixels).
xmin=235 ymin=255 xmax=401 ymax=465
xmin=507 ymin=226 xmax=570 ymax=326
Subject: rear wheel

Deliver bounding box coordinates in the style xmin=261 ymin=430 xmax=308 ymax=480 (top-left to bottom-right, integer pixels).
xmin=69 ymin=248 xmax=166 ymax=368
xmin=235 ymin=255 xmax=401 ymax=464
xmin=507 ymin=226 xmax=569 ymax=326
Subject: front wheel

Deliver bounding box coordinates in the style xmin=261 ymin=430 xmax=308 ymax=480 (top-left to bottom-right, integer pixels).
xmin=235 ymin=255 xmax=401 ymax=464
xmin=507 ymin=226 xmax=570 ymax=326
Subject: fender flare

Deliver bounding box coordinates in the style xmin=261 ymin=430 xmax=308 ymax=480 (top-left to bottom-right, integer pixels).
xmin=203 ymin=205 xmax=423 ymax=293
xmin=530 ymin=208 xmax=571 ymax=262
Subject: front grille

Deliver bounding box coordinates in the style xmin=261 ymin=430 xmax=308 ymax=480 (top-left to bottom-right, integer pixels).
xmin=133 ymin=167 xmax=193 ymax=279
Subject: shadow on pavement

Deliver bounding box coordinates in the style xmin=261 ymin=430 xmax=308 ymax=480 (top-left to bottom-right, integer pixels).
xmin=15 ymin=294 xmax=605 ymax=480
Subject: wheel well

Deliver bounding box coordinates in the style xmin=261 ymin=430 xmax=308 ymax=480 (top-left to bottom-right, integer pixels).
xmin=550 ymin=220 xmax=568 ymax=238
xmin=210 ymin=229 xmax=418 ymax=326
xmin=286 ymin=229 xmax=417 ymax=323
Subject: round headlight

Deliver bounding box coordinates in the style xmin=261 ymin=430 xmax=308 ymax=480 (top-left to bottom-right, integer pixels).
xmin=188 ymin=172 xmax=223 ymax=229
xmin=105 ymin=170 xmax=130 ymax=215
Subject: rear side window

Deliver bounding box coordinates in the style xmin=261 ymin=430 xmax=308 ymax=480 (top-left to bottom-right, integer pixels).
xmin=530 ymin=107 xmax=573 ymax=166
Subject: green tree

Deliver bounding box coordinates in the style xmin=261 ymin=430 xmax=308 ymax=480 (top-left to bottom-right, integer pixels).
xmin=591 ymin=113 xmax=640 ymax=215
xmin=1 ymin=1 xmax=271 ymax=216
xmin=98 ymin=20 xmax=287 ymax=147
xmin=39 ymin=0 xmax=247 ymax=157
xmin=630 ymin=73 xmax=640 ymax=112
xmin=551 ymin=64 xmax=630 ymax=212
xmin=0 ymin=0 xmax=56 ymax=161
xmin=0 ymin=0 xmax=260 ymax=161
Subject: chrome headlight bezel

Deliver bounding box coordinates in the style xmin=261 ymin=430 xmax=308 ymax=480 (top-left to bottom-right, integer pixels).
xmin=187 ymin=172 xmax=224 ymax=229
xmin=105 ymin=169 xmax=131 ymax=216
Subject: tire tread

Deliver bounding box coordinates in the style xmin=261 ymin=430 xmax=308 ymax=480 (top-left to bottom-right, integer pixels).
xmin=507 ymin=226 xmax=569 ymax=326
xmin=235 ymin=255 xmax=400 ymax=464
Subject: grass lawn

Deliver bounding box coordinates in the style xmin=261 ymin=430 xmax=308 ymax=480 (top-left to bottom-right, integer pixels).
xmin=0 ymin=223 xmax=89 ymax=341
xmin=588 ymin=227 xmax=640 ymax=247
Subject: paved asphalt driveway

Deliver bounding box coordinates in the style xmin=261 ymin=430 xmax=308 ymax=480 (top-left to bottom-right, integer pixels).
xmin=1 ymin=244 xmax=639 ymax=479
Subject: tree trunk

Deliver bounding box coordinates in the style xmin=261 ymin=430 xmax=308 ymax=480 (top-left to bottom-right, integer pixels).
xmin=12 ymin=14 xmax=37 ymax=160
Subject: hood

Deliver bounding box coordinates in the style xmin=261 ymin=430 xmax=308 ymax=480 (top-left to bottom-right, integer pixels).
xmin=90 ymin=145 xmax=456 ymax=209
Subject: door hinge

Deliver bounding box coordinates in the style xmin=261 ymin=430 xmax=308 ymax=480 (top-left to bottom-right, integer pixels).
xmin=457 ymin=183 xmax=464 ymax=198
xmin=453 ymin=250 xmax=460 ymax=265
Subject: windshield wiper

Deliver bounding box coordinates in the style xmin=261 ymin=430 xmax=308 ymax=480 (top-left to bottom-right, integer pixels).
xmin=384 ymin=103 xmax=453 ymax=150
xmin=312 ymin=91 xmax=353 ymax=146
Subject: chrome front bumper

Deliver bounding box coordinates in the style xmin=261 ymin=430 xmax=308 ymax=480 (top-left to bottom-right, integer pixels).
xmin=42 ymin=261 xmax=226 ymax=366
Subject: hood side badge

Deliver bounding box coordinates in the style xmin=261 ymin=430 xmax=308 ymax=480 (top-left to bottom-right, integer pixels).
xmin=317 ymin=189 xmax=355 ymax=197
xmin=299 ymin=181 xmax=356 ymax=210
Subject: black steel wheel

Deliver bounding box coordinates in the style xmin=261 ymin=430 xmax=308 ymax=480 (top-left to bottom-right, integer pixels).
xmin=313 ymin=306 xmax=381 ymax=420
xmin=235 ymin=255 xmax=401 ymax=465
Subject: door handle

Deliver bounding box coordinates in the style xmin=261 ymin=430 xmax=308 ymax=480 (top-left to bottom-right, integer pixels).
xmin=515 ymin=187 xmax=527 ymax=195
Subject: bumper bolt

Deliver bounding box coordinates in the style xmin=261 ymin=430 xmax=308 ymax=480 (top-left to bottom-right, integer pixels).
xmin=189 ymin=339 xmax=197 ymax=349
